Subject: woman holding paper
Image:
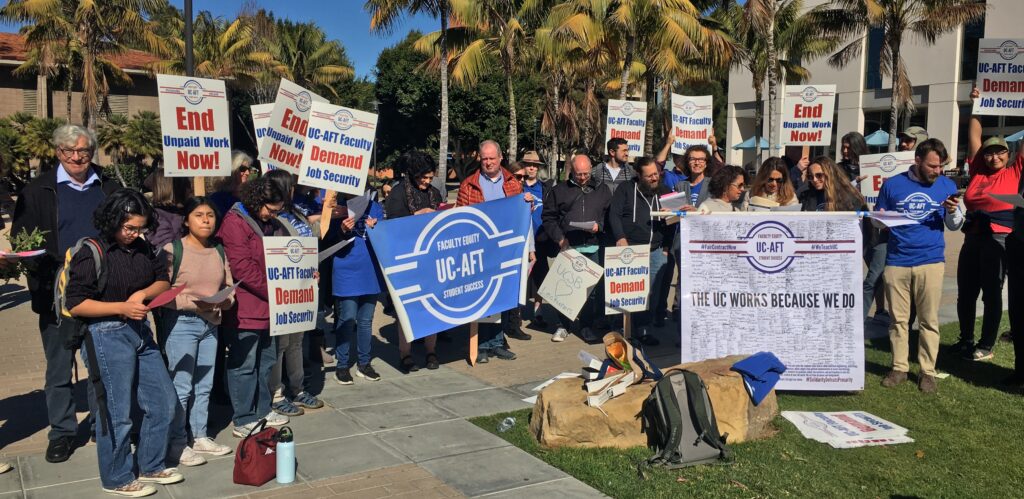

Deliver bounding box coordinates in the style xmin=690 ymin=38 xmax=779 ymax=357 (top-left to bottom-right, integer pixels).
xmin=798 ymin=157 xmax=867 ymax=212
xmin=384 ymin=151 xmax=442 ymax=372
xmin=954 ymin=87 xmax=1024 ymax=363
xmin=748 ymin=158 xmax=798 ymax=209
xmin=158 ymin=197 xmax=236 ymax=465
xmin=65 ymin=189 xmax=182 ymax=496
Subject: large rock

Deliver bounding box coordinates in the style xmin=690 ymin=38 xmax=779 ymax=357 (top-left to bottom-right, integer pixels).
xmin=529 ymin=355 xmax=778 ymax=449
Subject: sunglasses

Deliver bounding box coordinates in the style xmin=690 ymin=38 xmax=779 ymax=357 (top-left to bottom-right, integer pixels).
xmin=766 ymin=177 xmax=783 ymax=184
xmin=812 ymin=173 xmax=826 ymax=180
xmin=514 ymin=174 xmax=527 ymax=180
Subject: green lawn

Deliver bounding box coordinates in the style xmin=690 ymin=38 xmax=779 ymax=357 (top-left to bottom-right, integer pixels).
xmin=471 ymin=314 xmax=1024 ymax=498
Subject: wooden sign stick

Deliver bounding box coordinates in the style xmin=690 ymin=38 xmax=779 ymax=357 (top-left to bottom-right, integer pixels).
xmin=468 ymin=322 xmax=479 ymax=366
xmin=622 ymin=312 xmax=632 ymax=339
xmin=193 ymin=177 xmax=205 ymax=197
xmin=319 ymin=190 xmax=338 ymax=238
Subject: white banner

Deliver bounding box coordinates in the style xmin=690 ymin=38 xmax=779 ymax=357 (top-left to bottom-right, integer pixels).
xmin=858 ymin=151 xmax=914 ymax=207
xmin=258 ymin=79 xmax=327 ymax=173
xmin=678 ymin=213 xmax=864 ymax=391
xmin=157 ymin=75 xmax=231 ymax=177
xmin=538 ymin=249 xmax=603 ymax=321
xmin=779 ymin=85 xmax=836 ymax=147
xmin=605 ymin=99 xmax=647 ymax=158
xmin=250 ymin=103 xmax=280 ymax=171
xmin=264 ymin=236 xmax=319 ymax=336
xmin=603 ymin=245 xmax=650 ymax=315
xmin=297 ymin=102 xmax=378 ymax=195
xmin=670 ymin=94 xmax=713 ymax=155
xmin=973 ymin=39 xmax=1024 ymax=116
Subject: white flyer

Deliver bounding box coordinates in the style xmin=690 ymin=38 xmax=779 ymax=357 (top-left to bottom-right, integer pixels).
xmin=678 ymin=214 xmax=864 ymax=391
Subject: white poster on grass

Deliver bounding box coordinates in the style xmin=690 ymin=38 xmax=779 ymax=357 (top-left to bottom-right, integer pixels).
xmin=264 ymin=236 xmax=319 ymax=336
xmin=250 ymin=103 xmax=280 ymax=171
xmin=603 ymin=245 xmax=650 ymax=315
xmin=670 ymin=94 xmax=713 ymax=154
xmin=973 ymin=39 xmax=1024 ymax=116
xmin=258 ymin=79 xmax=328 ymax=173
xmin=297 ymin=102 xmax=378 ymax=195
xmin=779 ymin=85 xmax=836 ymax=147
xmin=678 ymin=213 xmax=864 ymax=391
xmin=605 ymin=99 xmax=647 ymax=158
xmin=157 ymin=74 xmax=231 ymax=177
xmin=858 ymin=151 xmax=914 ymax=207
xmin=538 ymin=249 xmax=603 ymax=321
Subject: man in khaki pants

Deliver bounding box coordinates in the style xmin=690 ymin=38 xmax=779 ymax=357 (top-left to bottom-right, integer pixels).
xmin=875 ymin=139 xmax=964 ymax=393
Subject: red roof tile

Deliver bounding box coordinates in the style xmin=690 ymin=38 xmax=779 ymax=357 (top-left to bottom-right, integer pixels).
xmin=0 ymin=32 xmax=158 ymax=71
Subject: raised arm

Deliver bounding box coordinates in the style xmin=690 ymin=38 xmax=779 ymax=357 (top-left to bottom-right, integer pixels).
xmin=968 ymin=87 xmax=982 ymax=161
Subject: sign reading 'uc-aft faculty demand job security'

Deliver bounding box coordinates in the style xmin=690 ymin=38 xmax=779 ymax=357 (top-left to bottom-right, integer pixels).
xmin=678 ymin=214 xmax=864 ymax=391
xmin=605 ymin=99 xmax=647 ymax=157
xmin=974 ymin=39 xmax=1024 ymax=116
xmin=367 ymin=196 xmax=532 ymax=341
xmin=265 ymin=236 xmax=319 ymax=336
xmin=157 ymin=75 xmax=231 ymax=177
xmin=297 ymin=102 xmax=378 ymax=196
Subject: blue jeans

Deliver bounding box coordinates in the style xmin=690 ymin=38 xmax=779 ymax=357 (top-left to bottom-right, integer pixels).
xmin=158 ymin=311 xmax=218 ymax=443
xmin=334 ymin=295 xmax=377 ymax=367
xmin=863 ymin=242 xmax=888 ymax=321
xmin=84 ymin=319 xmax=175 ymax=489
xmin=636 ymin=248 xmax=668 ymax=329
xmin=225 ymin=328 xmax=277 ymax=426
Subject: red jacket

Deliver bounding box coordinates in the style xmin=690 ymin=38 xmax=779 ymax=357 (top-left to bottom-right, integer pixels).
xmin=217 ymin=206 xmax=288 ymax=331
xmin=456 ymin=168 xmax=522 ymax=206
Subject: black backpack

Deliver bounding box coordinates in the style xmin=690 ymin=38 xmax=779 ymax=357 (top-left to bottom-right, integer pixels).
xmin=641 ymin=369 xmax=731 ymax=468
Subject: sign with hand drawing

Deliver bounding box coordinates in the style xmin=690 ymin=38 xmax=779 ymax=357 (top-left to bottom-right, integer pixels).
xmin=538 ymin=248 xmax=604 ymax=321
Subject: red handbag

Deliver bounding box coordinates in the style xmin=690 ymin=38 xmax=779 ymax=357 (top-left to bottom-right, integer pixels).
xmin=233 ymin=419 xmax=279 ymax=486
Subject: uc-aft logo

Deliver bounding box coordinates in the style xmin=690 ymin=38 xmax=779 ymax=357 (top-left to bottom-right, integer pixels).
xmin=687 ymin=220 xmax=858 ymax=273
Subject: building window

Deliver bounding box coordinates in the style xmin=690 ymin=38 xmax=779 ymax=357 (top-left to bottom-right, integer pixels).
xmin=106 ymin=94 xmax=129 ymax=117
xmin=960 ymin=11 xmax=985 ymax=81
xmin=864 ymin=27 xmax=884 ymax=90
xmin=23 ymin=89 xmax=37 ymax=115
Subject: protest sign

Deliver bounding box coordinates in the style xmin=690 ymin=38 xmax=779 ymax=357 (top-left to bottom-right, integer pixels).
xmin=779 ymin=85 xmax=836 ymax=147
xmin=678 ymin=213 xmax=864 ymax=391
xmin=539 ymin=248 xmax=604 ymax=321
xmin=157 ymin=75 xmax=231 ymax=177
xmin=297 ymin=102 xmax=378 ymax=195
xmin=973 ymin=39 xmax=1024 ymax=116
xmin=249 ymin=103 xmax=280 ymax=171
xmin=670 ymin=94 xmax=713 ymax=154
xmin=605 ymin=99 xmax=647 ymax=157
xmin=264 ymin=236 xmax=319 ymax=336
xmin=781 ymin=411 xmax=913 ymax=449
xmin=258 ymin=79 xmax=327 ymax=173
xmin=858 ymin=151 xmax=914 ymax=206
xmin=367 ymin=195 xmax=532 ymax=342
xmin=603 ymin=245 xmax=650 ymax=315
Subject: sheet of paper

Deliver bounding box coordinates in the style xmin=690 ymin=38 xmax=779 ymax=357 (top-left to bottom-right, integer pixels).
xmin=771 ymin=204 xmax=803 ymax=212
xmin=318 ymin=237 xmax=353 ymax=263
xmin=659 ymin=192 xmax=691 ymax=212
xmin=990 ymin=193 xmax=1024 ymax=209
xmin=0 ymin=249 xmax=45 ymax=260
xmin=521 ymin=395 xmax=538 ymax=404
xmin=197 ymin=281 xmax=241 ymax=304
xmin=148 ymin=285 xmax=186 ymax=309
xmin=531 ymin=372 xmax=582 ymax=392
xmin=568 ymin=221 xmax=596 ymax=230
xmin=346 ymin=194 xmax=371 ymax=219
xmin=868 ymin=211 xmax=917 ymax=228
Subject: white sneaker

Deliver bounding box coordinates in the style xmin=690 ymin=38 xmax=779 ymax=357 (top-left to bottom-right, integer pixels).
xmin=172 ymin=445 xmax=206 ymax=467
xmin=192 ymin=437 xmax=232 ymax=456
xmin=263 ymin=411 xmax=289 ymax=426
xmin=232 ymin=421 xmax=259 ymax=438
xmin=552 ymin=327 xmax=569 ymax=342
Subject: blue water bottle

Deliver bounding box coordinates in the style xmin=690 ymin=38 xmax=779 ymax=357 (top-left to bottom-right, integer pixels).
xmin=276 ymin=426 xmax=295 ymax=484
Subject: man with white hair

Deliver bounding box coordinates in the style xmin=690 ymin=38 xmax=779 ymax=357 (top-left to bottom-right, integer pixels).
xmin=8 ymin=125 xmax=118 ymax=463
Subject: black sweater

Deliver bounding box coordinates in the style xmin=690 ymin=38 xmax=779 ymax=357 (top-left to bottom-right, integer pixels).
xmin=608 ymin=180 xmax=674 ymax=249
xmin=541 ymin=177 xmax=612 ymax=248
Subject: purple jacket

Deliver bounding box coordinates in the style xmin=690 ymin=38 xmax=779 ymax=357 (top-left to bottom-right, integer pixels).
xmin=216 ymin=204 xmax=290 ymax=330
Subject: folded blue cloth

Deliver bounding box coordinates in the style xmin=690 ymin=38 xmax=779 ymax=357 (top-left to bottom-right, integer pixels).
xmin=731 ymin=352 xmax=787 ymax=406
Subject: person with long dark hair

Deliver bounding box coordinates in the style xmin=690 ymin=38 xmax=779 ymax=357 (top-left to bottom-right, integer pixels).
xmin=699 ymin=165 xmax=747 ymax=212
xmin=66 ymin=189 xmax=182 ymax=496
xmin=748 ymin=157 xmax=798 ymax=208
xmin=840 ymin=132 xmax=869 ymax=182
xmin=799 ymin=157 xmax=867 ymax=212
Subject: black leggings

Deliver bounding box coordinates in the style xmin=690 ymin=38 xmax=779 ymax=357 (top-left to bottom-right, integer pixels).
xmin=957 ymin=233 xmax=1007 ymax=350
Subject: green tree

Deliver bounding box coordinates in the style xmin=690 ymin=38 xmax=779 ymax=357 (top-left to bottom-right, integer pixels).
xmin=271 ymin=20 xmax=355 ymax=101
xmin=373 ymin=31 xmax=441 ymax=168
xmin=97 ymin=114 xmax=132 ymax=185
xmin=818 ymin=0 xmax=986 ymax=151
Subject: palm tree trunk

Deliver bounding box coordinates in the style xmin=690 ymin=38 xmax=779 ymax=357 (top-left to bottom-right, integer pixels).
xmin=887 ymin=41 xmax=900 ymax=153
xmin=435 ymin=1 xmax=450 ymax=192
xmin=64 ymin=71 xmax=72 ymax=121
xmin=644 ymin=74 xmax=656 ymax=156
xmin=765 ymin=4 xmax=777 ymax=155
xmin=548 ymin=83 xmax=560 ymax=180
xmin=754 ymin=83 xmax=764 ymax=160
xmin=507 ymin=74 xmax=517 ymax=161
xmin=618 ymin=33 xmax=636 ymax=101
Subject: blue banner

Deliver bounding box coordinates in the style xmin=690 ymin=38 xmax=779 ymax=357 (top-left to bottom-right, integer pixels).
xmin=368 ymin=195 xmax=532 ymax=340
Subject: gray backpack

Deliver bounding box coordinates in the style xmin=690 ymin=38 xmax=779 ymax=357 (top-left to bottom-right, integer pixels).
xmin=641 ymin=369 xmax=731 ymax=468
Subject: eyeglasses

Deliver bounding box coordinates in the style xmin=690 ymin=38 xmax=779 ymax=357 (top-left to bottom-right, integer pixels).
xmin=121 ymin=224 xmax=149 ymax=236
xmin=983 ymin=150 xmax=1009 ymax=159
xmin=688 ymin=158 xmax=707 ymax=163
xmin=730 ymin=182 xmax=745 ymax=190
xmin=812 ymin=173 xmax=826 ymax=180
xmin=766 ymin=177 xmax=783 ymax=184
xmin=514 ymin=174 xmax=527 ymax=180
xmin=238 ymin=166 xmax=252 ymax=174
xmin=263 ymin=204 xmax=283 ymax=216
xmin=59 ymin=147 xmax=94 ymax=158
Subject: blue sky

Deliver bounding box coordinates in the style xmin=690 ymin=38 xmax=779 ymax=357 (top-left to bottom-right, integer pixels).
xmin=168 ymin=1 xmax=439 ymax=79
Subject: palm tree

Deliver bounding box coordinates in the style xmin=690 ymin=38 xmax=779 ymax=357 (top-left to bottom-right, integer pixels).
xmin=97 ymin=113 xmax=132 ymax=185
xmin=367 ymin=0 xmax=452 ymax=184
xmin=817 ymin=0 xmax=986 ymax=152
xmin=270 ymin=20 xmax=355 ymax=101
xmin=416 ymin=0 xmax=533 ymax=160
xmin=125 ymin=111 xmax=163 ymax=161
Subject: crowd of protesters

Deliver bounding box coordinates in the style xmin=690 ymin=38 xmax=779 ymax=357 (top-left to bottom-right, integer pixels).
xmin=0 ymin=83 xmax=1021 ymax=495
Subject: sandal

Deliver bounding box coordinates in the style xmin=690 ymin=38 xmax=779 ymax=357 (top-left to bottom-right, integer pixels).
xmin=401 ymin=355 xmax=420 ymax=373
xmin=425 ymin=353 xmax=440 ymax=370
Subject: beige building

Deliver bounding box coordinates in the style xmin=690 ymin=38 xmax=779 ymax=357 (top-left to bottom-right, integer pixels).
xmin=725 ymin=0 xmax=1024 ymax=168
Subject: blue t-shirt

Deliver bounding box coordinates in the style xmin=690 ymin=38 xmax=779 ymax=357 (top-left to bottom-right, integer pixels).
xmin=875 ymin=172 xmax=956 ymax=267
xmin=689 ymin=180 xmax=704 ymax=206
xmin=331 ymin=201 xmax=385 ymax=297
xmin=522 ymin=180 xmax=544 ymax=232
xmin=663 ymin=169 xmax=687 ymax=192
